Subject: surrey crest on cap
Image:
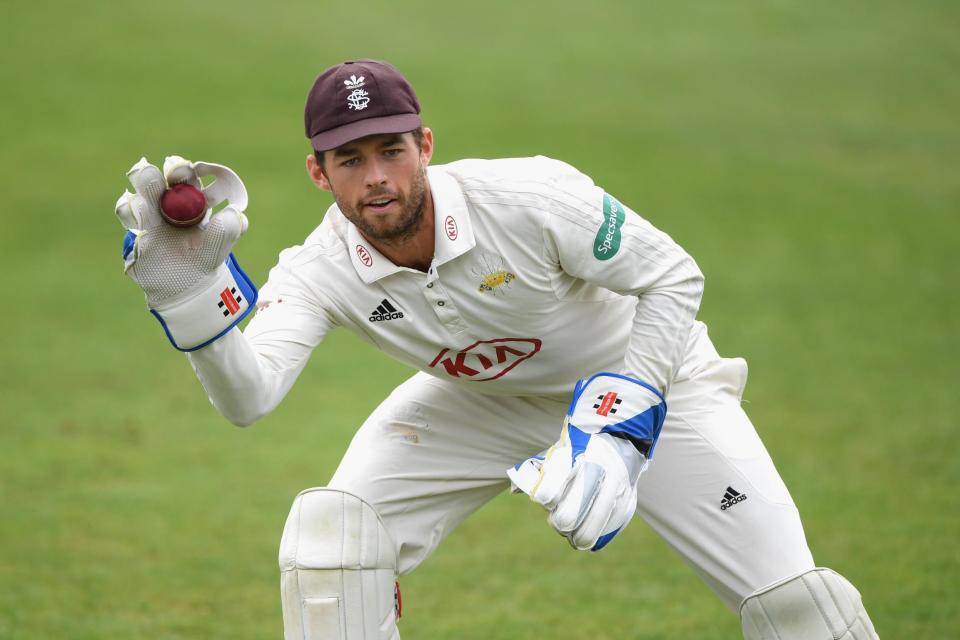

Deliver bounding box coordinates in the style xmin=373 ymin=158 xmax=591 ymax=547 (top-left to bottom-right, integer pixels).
xmin=305 ymin=60 xmax=421 ymax=152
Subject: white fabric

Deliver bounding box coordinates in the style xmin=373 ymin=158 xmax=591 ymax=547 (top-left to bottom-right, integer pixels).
xmin=740 ymin=568 xmax=879 ymax=639
xmin=279 ymin=489 xmax=399 ymax=640
xmin=116 ymin=157 xmax=250 ymax=350
xmin=323 ymin=327 xmax=816 ymax=610
xmin=187 ymin=156 xmax=703 ymax=421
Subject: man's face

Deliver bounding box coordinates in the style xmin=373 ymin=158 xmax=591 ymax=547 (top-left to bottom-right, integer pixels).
xmin=308 ymin=130 xmax=434 ymax=242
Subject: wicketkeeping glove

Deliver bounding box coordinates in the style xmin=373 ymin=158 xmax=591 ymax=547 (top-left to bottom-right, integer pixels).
xmin=115 ymin=156 xmax=257 ymax=351
xmin=508 ymin=373 xmax=666 ymax=551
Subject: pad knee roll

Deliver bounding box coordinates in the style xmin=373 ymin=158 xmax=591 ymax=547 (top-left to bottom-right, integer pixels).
xmin=740 ymin=568 xmax=879 ymax=639
xmin=279 ymin=488 xmax=400 ymax=640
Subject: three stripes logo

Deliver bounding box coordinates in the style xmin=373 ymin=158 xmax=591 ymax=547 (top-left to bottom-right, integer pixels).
xmin=593 ymin=392 xmax=623 ymax=417
xmin=217 ymin=287 xmax=243 ymax=317
xmin=369 ymin=299 xmax=404 ymax=322
xmin=720 ymin=486 xmax=747 ymax=510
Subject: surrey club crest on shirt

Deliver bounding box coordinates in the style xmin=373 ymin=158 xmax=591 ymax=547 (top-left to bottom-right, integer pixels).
xmin=472 ymin=251 xmax=516 ymax=295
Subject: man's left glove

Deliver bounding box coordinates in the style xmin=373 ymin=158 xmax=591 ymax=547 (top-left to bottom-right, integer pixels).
xmin=115 ymin=156 xmax=257 ymax=351
xmin=508 ymin=373 xmax=666 ymax=551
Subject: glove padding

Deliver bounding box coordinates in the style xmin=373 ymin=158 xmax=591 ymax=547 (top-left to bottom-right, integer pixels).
xmin=508 ymin=373 xmax=666 ymax=551
xmin=115 ymin=156 xmax=256 ymax=351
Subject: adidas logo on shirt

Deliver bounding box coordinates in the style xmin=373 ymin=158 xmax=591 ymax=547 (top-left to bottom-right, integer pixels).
xmin=369 ymin=299 xmax=404 ymax=322
xmin=720 ymin=486 xmax=747 ymax=510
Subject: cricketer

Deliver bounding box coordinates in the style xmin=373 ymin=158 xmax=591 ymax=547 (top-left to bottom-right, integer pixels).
xmin=115 ymin=59 xmax=879 ymax=639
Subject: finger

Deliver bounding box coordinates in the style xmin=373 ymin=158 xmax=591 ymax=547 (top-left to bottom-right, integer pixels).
xmin=195 ymin=161 xmax=248 ymax=212
xmin=590 ymin=492 xmax=637 ymax=552
xmin=163 ymin=155 xmax=202 ymax=188
xmin=202 ymin=206 xmax=247 ymax=268
xmin=548 ymin=461 xmax=604 ymax=534
xmin=115 ymin=188 xmax=160 ymax=231
xmin=568 ymin=473 xmax=622 ymax=550
xmin=529 ymin=446 xmax=577 ymax=509
xmin=507 ymin=457 xmax=543 ymax=495
xmin=115 ymin=190 xmax=138 ymax=230
xmin=125 ymin=158 xmax=164 ymax=228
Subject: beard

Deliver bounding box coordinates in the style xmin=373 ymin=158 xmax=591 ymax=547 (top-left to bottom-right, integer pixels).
xmin=334 ymin=163 xmax=429 ymax=243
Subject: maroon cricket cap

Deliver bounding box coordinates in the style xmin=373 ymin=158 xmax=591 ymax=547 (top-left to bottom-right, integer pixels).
xmin=305 ymin=59 xmax=422 ymax=152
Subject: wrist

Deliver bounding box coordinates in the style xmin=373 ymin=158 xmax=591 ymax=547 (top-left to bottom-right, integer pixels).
xmin=150 ymin=254 xmax=258 ymax=351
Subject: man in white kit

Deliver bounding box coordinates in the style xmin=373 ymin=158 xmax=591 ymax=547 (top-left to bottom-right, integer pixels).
xmin=115 ymin=59 xmax=879 ymax=639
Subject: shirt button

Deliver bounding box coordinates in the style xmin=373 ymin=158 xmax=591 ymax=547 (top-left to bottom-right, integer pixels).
xmin=426 ymin=283 xmax=434 ymax=288
xmin=437 ymin=301 xmax=445 ymax=307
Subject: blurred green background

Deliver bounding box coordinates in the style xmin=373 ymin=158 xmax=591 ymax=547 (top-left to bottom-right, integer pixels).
xmin=1 ymin=0 xmax=957 ymax=638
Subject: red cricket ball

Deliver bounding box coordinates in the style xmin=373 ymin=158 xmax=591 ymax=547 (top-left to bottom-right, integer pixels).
xmin=160 ymin=183 xmax=207 ymax=227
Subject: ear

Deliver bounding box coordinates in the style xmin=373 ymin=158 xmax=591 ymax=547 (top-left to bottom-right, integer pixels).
xmin=306 ymin=153 xmax=332 ymax=192
xmin=419 ymin=127 xmax=434 ymax=166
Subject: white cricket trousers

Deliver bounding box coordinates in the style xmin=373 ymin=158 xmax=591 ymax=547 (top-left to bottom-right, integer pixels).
xmin=328 ymin=326 xmax=815 ymax=610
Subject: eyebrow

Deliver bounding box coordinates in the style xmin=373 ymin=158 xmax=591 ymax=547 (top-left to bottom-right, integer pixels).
xmin=377 ymin=135 xmax=404 ymax=147
xmin=332 ymin=146 xmax=358 ymax=158
xmin=332 ymin=135 xmax=405 ymax=158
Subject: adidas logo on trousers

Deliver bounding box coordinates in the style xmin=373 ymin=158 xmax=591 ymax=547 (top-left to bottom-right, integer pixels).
xmin=720 ymin=486 xmax=747 ymax=510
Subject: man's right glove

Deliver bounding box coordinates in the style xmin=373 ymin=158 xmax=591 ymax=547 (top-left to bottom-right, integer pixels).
xmin=115 ymin=156 xmax=257 ymax=351
xmin=508 ymin=372 xmax=666 ymax=551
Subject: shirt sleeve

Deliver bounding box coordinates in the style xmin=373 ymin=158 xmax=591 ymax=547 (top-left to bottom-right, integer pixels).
xmin=541 ymin=165 xmax=704 ymax=394
xmin=186 ymin=245 xmax=336 ymax=426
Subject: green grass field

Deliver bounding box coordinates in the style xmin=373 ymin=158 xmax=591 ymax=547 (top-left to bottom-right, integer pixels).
xmin=1 ymin=1 xmax=957 ymax=637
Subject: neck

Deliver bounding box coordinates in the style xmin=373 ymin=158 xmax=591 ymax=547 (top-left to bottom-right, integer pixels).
xmin=363 ymin=187 xmax=435 ymax=272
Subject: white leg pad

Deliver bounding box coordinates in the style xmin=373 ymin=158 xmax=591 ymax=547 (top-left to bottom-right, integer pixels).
xmin=740 ymin=568 xmax=879 ymax=639
xmin=279 ymin=488 xmax=400 ymax=640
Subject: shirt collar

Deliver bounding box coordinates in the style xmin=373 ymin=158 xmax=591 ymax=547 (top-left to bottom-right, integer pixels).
xmin=346 ymin=165 xmax=475 ymax=283
xmin=428 ymin=165 xmax=476 ymax=267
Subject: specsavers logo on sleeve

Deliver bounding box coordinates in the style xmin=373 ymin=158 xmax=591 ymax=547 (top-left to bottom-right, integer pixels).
xmin=593 ymin=193 xmax=626 ymax=260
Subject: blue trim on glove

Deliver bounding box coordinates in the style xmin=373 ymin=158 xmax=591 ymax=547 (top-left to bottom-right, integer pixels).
xmin=227 ymin=252 xmax=258 ymax=315
xmin=566 ymin=378 xmax=587 ymax=415
xmin=592 ymin=526 xmax=622 ymax=551
xmin=599 ymin=402 xmax=667 ymax=458
xmin=122 ymin=231 xmax=136 ymax=259
xmin=568 ymin=424 xmax=592 ymax=463
xmin=150 ymin=253 xmax=259 ymax=352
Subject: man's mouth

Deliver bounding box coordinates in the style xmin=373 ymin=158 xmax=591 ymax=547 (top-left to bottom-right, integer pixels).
xmin=364 ymin=197 xmax=397 ymax=212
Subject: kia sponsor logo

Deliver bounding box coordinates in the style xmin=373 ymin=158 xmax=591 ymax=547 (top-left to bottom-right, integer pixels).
xmin=356 ymin=245 xmax=373 ymax=267
xmin=429 ymin=338 xmax=542 ymax=381
xmin=444 ymin=216 xmax=458 ymax=241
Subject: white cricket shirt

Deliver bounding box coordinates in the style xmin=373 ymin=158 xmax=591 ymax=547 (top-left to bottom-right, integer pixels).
xmin=188 ymin=157 xmax=704 ymax=425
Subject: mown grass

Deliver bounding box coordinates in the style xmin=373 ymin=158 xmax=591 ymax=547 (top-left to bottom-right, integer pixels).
xmin=0 ymin=1 xmax=956 ymax=637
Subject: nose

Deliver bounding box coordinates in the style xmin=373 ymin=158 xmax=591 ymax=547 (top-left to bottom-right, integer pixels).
xmin=363 ymin=157 xmax=388 ymax=188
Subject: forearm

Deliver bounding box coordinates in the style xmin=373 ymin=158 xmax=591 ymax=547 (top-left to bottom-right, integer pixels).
xmin=186 ymin=327 xmax=311 ymax=426
xmin=622 ymin=253 xmax=704 ymax=394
